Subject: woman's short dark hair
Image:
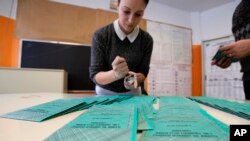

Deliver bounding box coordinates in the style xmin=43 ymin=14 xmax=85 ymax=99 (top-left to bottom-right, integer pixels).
xmin=118 ymin=0 xmax=149 ymax=6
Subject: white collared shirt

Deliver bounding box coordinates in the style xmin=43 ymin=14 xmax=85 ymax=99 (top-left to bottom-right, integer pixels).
xmin=113 ymin=19 xmax=139 ymax=43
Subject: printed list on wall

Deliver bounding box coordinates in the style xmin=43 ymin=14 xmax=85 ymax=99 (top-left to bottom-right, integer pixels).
xmin=147 ymin=21 xmax=192 ymax=96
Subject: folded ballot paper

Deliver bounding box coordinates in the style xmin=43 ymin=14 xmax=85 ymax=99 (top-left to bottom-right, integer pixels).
xmin=0 ymin=95 xmax=133 ymax=122
xmin=44 ymin=104 xmax=137 ymax=141
xmin=140 ymin=96 xmax=229 ymax=141
xmin=188 ymin=96 xmax=250 ymax=120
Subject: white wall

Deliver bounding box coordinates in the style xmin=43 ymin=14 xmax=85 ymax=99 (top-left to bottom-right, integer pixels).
xmin=199 ymin=0 xmax=240 ymax=42
xmin=190 ymin=0 xmax=240 ymax=44
xmin=191 ymin=12 xmax=201 ymax=45
xmin=145 ymin=1 xmax=191 ymax=28
xmin=0 ymin=0 xmax=17 ymax=19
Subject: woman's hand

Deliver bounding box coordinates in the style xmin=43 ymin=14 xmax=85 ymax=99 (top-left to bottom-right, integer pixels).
xmin=112 ymin=56 xmax=129 ymax=80
xmin=211 ymin=57 xmax=232 ymax=69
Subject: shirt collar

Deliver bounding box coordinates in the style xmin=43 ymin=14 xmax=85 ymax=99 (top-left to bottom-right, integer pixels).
xmin=113 ymin=19 xmax=139 ymax=43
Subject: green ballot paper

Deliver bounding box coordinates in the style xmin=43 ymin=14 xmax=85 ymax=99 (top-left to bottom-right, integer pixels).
xmin=0 ymin=95 xmax=134 ymax=122
xmin=140 ymin=96 xmax=229 ymax=141
xmin=189 ymin=96 xmax=250 ymax=120
xmin=0 ymin=98 xmax=87 ymax=122
xmin=45 ymin=104 xmax=138 ymax=141
xmin=212 ymin=47 xmax=238 ymax=63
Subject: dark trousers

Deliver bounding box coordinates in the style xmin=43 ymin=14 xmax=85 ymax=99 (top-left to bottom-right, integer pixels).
xmin=243 ymin=81 xmax=250 ymax=100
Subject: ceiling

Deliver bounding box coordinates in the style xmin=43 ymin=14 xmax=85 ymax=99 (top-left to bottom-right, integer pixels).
xmin=151 ymin=0 xmax=236 ymax=12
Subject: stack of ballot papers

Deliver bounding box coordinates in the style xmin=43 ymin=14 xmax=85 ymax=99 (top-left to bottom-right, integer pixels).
xmin=1 ymin=95 xmax=233 ymax=141
xmin=189 ymin=96 xmax=250 ymax=120
xmin=0 ymin=95 xmax=134 ymax=122
xmin=0 ymin=95 xmax=157 ymax=141
xmin=140 ymin=96 xmax=229 ymax=141
xmin=44 ymin=103 xmax=138 ymax=141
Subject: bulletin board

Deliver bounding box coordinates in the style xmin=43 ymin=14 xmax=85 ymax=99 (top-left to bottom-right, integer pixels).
xmin=202 ymin=35 xmax=245 ymax=100
xmin=147 ymin=20 xmax=192 ymax=96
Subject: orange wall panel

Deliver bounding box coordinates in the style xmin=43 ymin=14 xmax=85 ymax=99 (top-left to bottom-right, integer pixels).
xmin=192 ymin=45 xmax=202 ymax=96
xmin=0 ymin=16 xmax=20 ymax=67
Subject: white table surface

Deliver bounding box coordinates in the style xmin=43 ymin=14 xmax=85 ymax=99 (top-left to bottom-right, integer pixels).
xmin=0 ymin=93 xmax=249 ymax=141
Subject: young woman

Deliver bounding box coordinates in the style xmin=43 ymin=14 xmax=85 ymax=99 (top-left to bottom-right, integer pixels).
xmin=89 ymin=0 xmax=153 ymax=95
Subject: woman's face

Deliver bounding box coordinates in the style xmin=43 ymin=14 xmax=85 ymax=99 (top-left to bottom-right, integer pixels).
xmin=117 ymin=0 xmax=146 ymax=34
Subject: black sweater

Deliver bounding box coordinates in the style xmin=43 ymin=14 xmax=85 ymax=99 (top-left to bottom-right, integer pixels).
xmin=232 ymin=0 xmax=250 ymax=80
xmin=89 ymin=23 xmax=153 ymax=92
